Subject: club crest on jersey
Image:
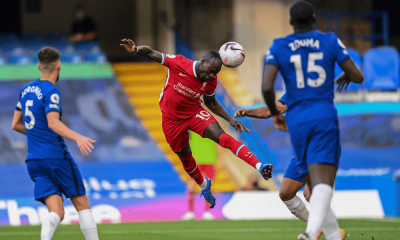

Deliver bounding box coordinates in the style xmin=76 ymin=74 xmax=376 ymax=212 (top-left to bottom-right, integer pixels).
xmin=200 ymin=82 xmax=208 ymax=91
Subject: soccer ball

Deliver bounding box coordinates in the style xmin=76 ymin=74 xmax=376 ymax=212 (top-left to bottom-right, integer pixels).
xmin=219 ymin=42 xmax=245 ymax=68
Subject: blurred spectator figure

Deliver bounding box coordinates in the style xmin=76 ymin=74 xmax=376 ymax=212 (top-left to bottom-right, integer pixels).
xmin=70 ymin=3 xmax=97 ymax=42
xmin=242 ymin=173 xmax=268 ymax=191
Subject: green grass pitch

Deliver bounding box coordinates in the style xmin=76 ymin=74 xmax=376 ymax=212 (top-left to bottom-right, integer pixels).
xmin=0 ymin=218 xmax=399 ymax=240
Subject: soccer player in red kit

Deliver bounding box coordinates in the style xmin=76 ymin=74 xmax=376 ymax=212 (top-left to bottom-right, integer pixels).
xmin=120 ymin=39 xmax=273 ymax=208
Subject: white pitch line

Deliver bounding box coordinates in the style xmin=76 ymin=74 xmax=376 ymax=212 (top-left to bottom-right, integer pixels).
xmin=0 ymin=227 xmax=399 ymax=236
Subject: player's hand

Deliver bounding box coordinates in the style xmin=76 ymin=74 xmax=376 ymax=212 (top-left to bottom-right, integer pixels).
xmin=272 ymin=114 xmax=288 ymax=131
xmin=76 ymin=135 xmax=96 ymax=156
xmin=120 ymin=39 xmax=138 ymax=53
xmin=335 ymin=76 xmax=351 ymax=92
xmin=276 ymin=102 xmax=287 ymax=114
xmin=229 ymin=119 xmax=250 ymax=136
xmin=234 ymin=108 xmax=248 ymax=118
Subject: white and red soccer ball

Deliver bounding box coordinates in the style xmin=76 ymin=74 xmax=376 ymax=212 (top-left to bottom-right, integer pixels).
xmin=219 ymin=42 xmax=245 ymax=68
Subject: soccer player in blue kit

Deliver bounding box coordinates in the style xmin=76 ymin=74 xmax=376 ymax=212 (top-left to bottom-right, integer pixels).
xmin=11 ymin=47 xmax=99 ymax=240
xmin=261 ymin=1 xmax=363 ymax=240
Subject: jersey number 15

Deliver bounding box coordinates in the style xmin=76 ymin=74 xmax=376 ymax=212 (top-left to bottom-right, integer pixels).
xmin=290 ymin=52 xmax=326 ymax=88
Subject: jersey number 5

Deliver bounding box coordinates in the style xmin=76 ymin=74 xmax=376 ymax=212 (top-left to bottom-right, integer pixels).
xmin=290 ymin=52 xmax=326 ymax=88
xmin=24 ymin=100 xmax=35 ymax=129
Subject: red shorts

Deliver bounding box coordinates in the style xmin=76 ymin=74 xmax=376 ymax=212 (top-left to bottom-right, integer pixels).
xmin=162 ymin=107 xmax=217 ymax=153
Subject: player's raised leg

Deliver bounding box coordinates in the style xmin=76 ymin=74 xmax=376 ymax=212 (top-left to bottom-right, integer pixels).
xmin=41 ymin=194 xmax=64 ymax=240
xmin=203 ymin=121 xmax=273 ymax=180
xmin=71 ymin=195 xmax=99 ymax=240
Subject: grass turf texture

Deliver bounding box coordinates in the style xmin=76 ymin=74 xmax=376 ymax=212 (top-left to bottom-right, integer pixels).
xmin=0 ymin=219 xmax=399 ymax=240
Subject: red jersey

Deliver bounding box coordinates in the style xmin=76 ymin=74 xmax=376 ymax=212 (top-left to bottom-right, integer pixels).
xmin=159 ymin=54 xmax=217 ymax=120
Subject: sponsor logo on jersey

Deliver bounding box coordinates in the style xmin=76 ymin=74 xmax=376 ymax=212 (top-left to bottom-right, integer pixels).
xmin=50 ymin=93 xmax=60 ymax=104
xmin=288 ymin=38 xmax=320 ymax=52
xmin=200 ymin=82 xmax=208 ymax=91
xmin=174 ymin=82 xmax=201 ymax=98
xmin=21 ymin=86 xmax=43 ymax=100
xmin=179 ymin=72 xmax=188 ymax=77
xmin=49 ymin=104 xmax=59 ymax=109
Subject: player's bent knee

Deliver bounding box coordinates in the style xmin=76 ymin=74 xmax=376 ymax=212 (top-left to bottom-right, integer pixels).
xmin=279 ymin=190 xmax=296 ymax=201
xmin=71 ymin=195 xmax=91 ymax=212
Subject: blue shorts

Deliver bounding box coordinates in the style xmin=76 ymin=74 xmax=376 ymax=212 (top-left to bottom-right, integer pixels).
xmin=289 ymin=118 xmax=341 ymax=176
xmin=283 ymin=157 xmax=305 ymax=183
xmin=27 ymin=159 xmax=86 ymax=204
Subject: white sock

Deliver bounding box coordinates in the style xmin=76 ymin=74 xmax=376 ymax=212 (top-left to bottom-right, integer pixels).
xmin=41 ymin=212 xmax=60 ymax=240
xmin=305 ymin=183 xmax=333 ymax=240
xmin=321 ymin=207 xmax=341 ymax=240
xmin=283 ymin=195 xmax=309 ymax=223
xmin=255 ymin=162 xmax=262 ymax=171
xmin=199 ymin=177 xmax=207 ymax=190
xmin=78 ymin=209 xmax=99 ymax=240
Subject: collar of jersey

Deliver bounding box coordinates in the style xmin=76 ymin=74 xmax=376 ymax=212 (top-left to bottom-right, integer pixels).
xmin=193 ymin=61 xmax=199 ymax=78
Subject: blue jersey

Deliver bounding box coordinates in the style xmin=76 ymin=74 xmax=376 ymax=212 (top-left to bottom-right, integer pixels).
xmin=16 ymin=80 xmax=72 ymax=161
xmin=265 ymin=30 xmax=349 ymax=127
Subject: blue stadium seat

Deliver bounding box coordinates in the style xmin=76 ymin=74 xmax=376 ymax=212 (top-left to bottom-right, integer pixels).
xmin=46 ymin=32 xmax=69 ymax=42
xmin=75 ymin=41 xmax=100 ymax=53
xmin=60 ymin=53 xmax=82 ymax=63
xmin=51 ymin=43 xmax=74 ymax=53
xmin=7 ymin=54 xmax=31 ymax=65
xmin=0 ymin=55 xmax=5 ymax=65
xmin=25 ymin=42 xmax=47 ymax=54
xmin=364 ymin=47 xmax=400 ymax=91
xmin=334 ymin=48 xmax=364 ymax=91
xmin=1 ymin=43 xmax=24 ymax=55
xmin=31 ymin=54 xmax=39 ymax=64
xmin=83 ymin=52 xmax=107 ymax=63
xmin=0 ymin=33 xmax=18 ymax=43
xmin=21 ymin=33 xmax=43 ymax=43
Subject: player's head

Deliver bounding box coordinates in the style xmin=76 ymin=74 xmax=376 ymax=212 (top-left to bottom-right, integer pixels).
xmin=37 ymin=47 xmax=61 ymax=82
xmin=197 ymin=50 xmax=222 ymax=81
xmin=290 ymin=1 xmax=316 ymax=30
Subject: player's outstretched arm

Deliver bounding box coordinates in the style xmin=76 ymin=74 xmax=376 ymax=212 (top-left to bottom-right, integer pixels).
xmin=234 ymin=102 xmax=286 ymax=119
xmin=335 ymin=58 xmax=364 ymax=92
xmin=11 ymin=110 xmax=26 ymax=135
xmin=120 ymin=38 xmax=163 ymax=63
xmin=204 ymin=94 xmax=250 ymax=136
xmin=262 ymin=64 xmax=288 ymax=131
xmin=47 ymin=112 xmax=95 ymax=156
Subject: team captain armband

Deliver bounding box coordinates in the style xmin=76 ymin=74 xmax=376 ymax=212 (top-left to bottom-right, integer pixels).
xmin=16 ymin=101 xmax=22 ymax=111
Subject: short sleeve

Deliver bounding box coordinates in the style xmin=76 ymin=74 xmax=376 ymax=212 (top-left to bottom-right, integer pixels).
xmin=162 ymin=54 xmax=183 ymax=68
xmin=204 ymin=80 xmax=217 ymax=96
xmin=45 ymin=89 xmax=62 ymax=114
xmin=278 ymin=93 xmax=287 ymax=105
xmin=333 ymin=36 xmax=350 ymax=64
xmin=265 ymin=43 xmax=280 ymax=67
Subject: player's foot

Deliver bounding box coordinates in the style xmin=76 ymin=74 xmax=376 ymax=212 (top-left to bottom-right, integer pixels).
xmin=340 ymin=229 xmax=347 ymax=239
xmin=316 ymin=229 xmax=323 ymax=239
xmin=298 ymin=232 xmax=311 ymax=240
xmin=200 ymin=177 xmax=216 ymax=209
xmin=182 ymin=211 xmax=195 ymax=220
xmin=260 ymin=163 xmax=273 ymax=180
xmin=202 ymin=211 xmax=215 ymax=220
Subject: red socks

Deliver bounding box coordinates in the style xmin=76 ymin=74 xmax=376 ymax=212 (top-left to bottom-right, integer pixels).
xmin=219 ymin=133 xmax=260 ymax=168
xmin=179 ymin=153 xmax=205 ymax=185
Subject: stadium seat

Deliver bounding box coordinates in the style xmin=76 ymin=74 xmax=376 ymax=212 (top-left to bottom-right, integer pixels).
xmin=21 ymin=33 xmax=43 ymax=43
xmin=46 ymin=32 xmax=69 ymax=42
xmin=51 ymin=43 xmax=74 ymax=53
xmin=25 ymin=42 xmax=47 ymax=54
xmin=75 ymin=41 xmax=100 ymax=53
xmin=0 ymin=33 xmax=18 ymax=43
xmin=1 ymin=43 xmax=24 ymax=55
xmin=7 ymin=54 xmax=31 ymax=65
xmin=60 ymin=53 xmax=81 ymax=63
xmin=363 ymin=47 xmax=400 ymax=91
xmin=31 ymin=54 xmax=39 ymax=64
xmin=83 ymin=52 xmax=107 ymax=63
xmin=334 ymin=48 xmax=364 ymax=91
